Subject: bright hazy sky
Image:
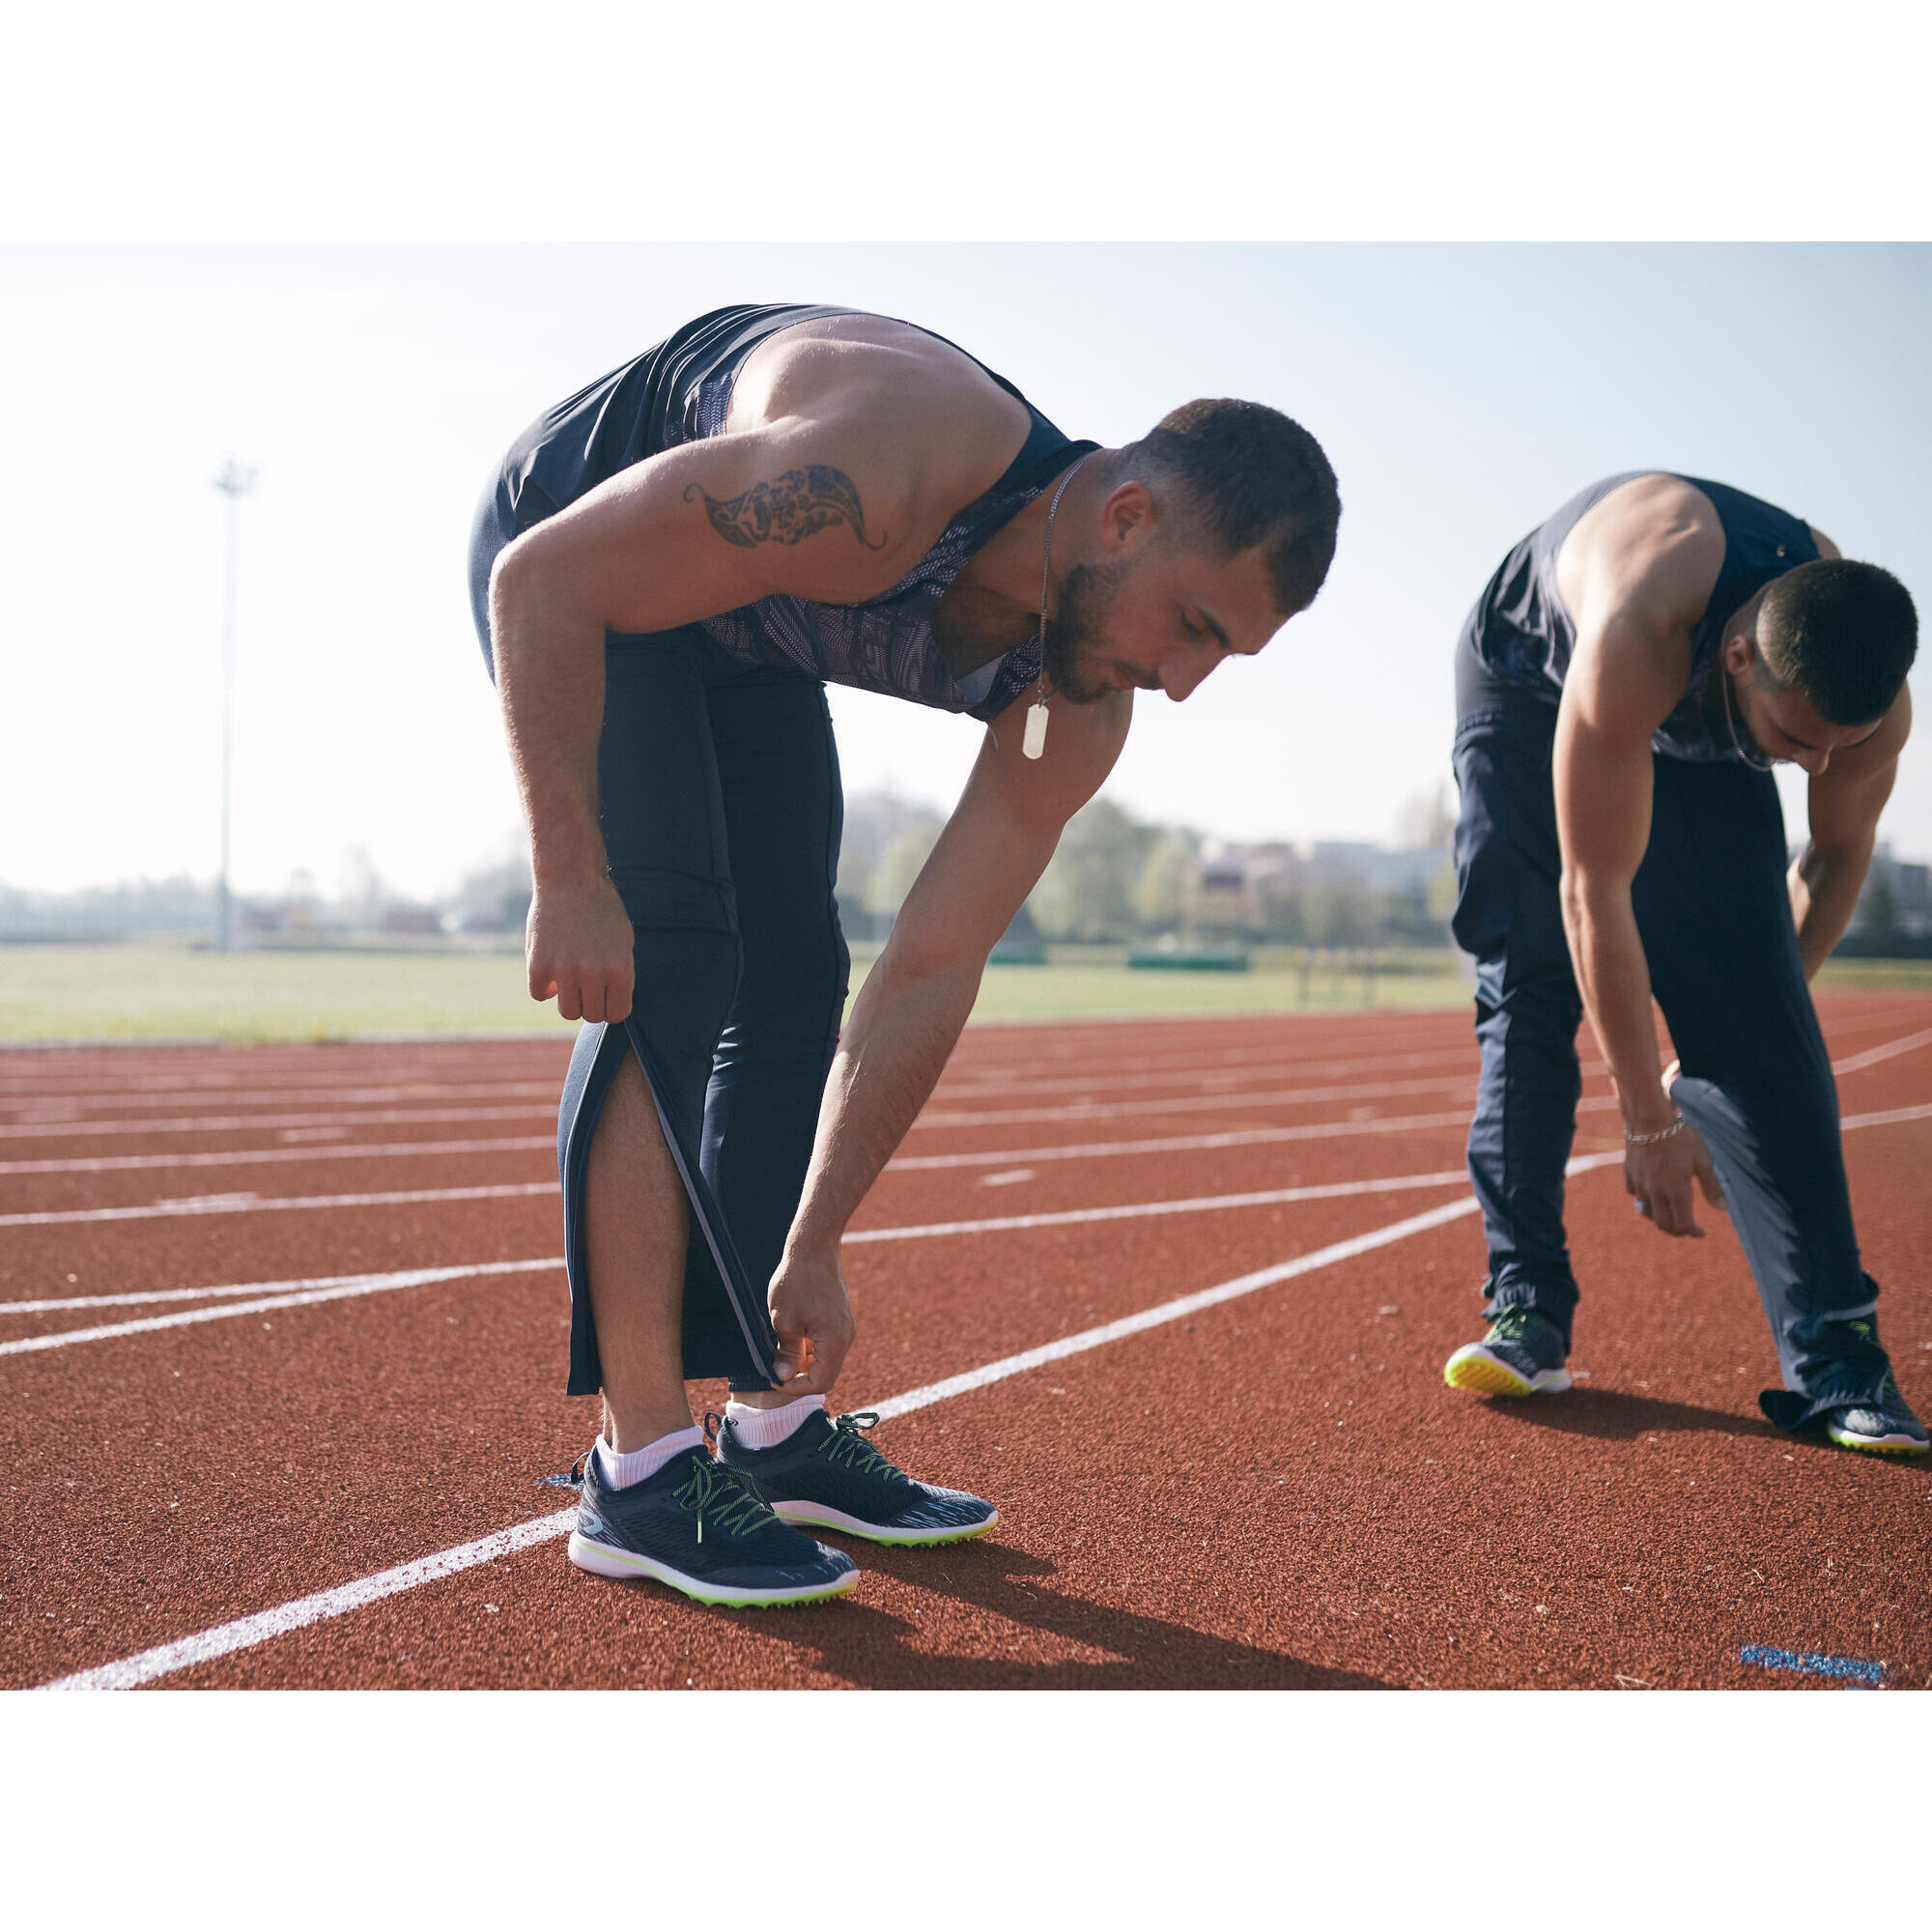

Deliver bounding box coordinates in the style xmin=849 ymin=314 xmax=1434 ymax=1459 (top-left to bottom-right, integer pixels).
xmin=4 ymin=243 xmax=1928 ymax=901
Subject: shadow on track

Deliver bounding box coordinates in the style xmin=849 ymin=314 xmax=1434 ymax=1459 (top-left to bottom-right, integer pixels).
xmin=716 ymin=1539 xmax=1391 ymax=1690
xmin=1475 ymin=1386 xmax=1780 ymax=1442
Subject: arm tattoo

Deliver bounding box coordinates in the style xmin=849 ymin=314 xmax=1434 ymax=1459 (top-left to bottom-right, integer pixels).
xmin=684 ymin=465 xmax=888 ymax=552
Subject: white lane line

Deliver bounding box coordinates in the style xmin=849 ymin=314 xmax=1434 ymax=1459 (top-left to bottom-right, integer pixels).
xmin=912 ymin=1073 xmax=1474 ymax=1131
xmin=0 ymin=1261 xmax=562 ymax=1356
xmin=888 ymin=1108 xmax=1484 ymax=1170
xmin=0 ymin=1080 xmax=559 ymax=1112
xmin=1831 ymin=1026 xmax=1932 ymax=1075
xmin=1 ymin=1160 xmax=1578 ymax=1343
xmin=0 ymin=1168 xmax=1484 ymax=1334
xmin=0 ymin=1180 xmax=554 ymax=1230
xmin=867 ymin=1196 xmax=1486 ymax=1422
xmin=32 ymin=1190 xmax=1492 ymax=1692
xmin=915 ymin=1019 xmax=1932 ymax=1131
xmin=12 ymin=1017 xmax=1904 ymax=1150
xmin=0 ymin=1135 xmax=554 ymax=1177
xmin=843 ymin=1168 xmax=1480 ymax=1243
xmin=4 ymin=1099 xmax=1490 ymax=1180
xmin=0 ymin=1104 xmax=552 ymax=1142
xmin=933 ymin=1045 xmax=1480 ymax=1101
xmin=2 ymin=1258 xmax=560 ymax=1316
xmin=36 ymin=1509 xmax=581 ymax=1691
xmin=13 ymin=1088 xmax=1926 ymax=1232
xmin=1838 ymin=1100 xmax=1932 ymax=1131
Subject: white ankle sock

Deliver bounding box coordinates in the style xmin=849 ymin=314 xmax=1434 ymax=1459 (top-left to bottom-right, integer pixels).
xmin=597 ymin=1425 xmax=704 ymax=1491
xmin=724 ymin=1394 xmax=824 ymax=1450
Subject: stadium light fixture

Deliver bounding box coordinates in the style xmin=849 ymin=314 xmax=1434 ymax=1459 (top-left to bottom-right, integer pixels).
xmin=213 ymin=459 xmax=259 ymax=953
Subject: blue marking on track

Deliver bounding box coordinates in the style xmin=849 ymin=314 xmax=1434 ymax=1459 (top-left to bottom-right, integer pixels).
xmin=1739 ymin=1645 xmax=1885 ymax=1686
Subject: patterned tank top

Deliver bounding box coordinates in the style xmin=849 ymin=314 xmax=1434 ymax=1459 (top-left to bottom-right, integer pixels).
xmin=1458 ymin=471 xmax=1819 ymax=761
xmin=495 ymin=303 xmax=1099 ymax=723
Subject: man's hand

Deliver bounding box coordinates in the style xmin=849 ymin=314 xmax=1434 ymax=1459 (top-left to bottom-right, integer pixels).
xmin=526 ymin=875 xmax=636 ymax=1024
xmin=766 ymin=1244 xmax=857 ymax=1396
xmin=1625 ymin=1107 xmax=1725 ymax=1237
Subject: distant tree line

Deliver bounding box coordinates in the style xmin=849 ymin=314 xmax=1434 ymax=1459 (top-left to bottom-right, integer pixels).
xmin=836 ymin=788 xmax=1460 ymax=949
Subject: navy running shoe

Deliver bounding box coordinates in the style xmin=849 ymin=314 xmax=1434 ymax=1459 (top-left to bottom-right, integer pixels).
xmin=711 ymin=1408 xmax=999 ymax=1547
xmin=1823 ymin=1380 xmax=1930 ymax=1456
xmin=567 ymin=1444 xmax=859 ymax=1607
xmin=1443 ymin=1305 xmax=1572 ymax=1398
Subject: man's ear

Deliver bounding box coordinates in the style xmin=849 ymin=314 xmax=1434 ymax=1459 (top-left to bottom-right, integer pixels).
xmin=1724 ymin=631 xmax=1758 ymax=678
xmin=1097 ymin=479 xmax=1156 ymax=556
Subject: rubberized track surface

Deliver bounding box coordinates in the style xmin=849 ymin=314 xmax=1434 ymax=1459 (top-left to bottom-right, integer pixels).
xmin=6 ymin=997 xmax=1929 ymax=1691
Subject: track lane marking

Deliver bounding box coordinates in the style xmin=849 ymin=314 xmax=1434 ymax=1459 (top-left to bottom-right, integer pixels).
xmin=0 ymin=1104 xmax=554 ymax=1142
xmin=890 ymin=1108 xmax=1486 ymax=1169
xmin=911 ymin=1073 xmax=1477 ymax=1130
xmin=842 ymin=1168 xmax=1485 ymax=1242
xmin=0 ymin=1135 xmax=554 ymax=1177
xmin=0 ymin=1080 xmax=561 ymax=1111
xmin=1830 ymin=1024 xmax=1932 ymax=1075
xmin=866 ymin=1196 xmax=1485 ymax=1421
xmin=0 ymin=1261 xmax=563 ymax=1356
xmin=6 ymin=1014 xmax=1906 ymax=1153
xmin=0 ymin=1101 xmax=1489 ymax=1180
xmin=2 ymin=1258 xmax=561 ymax=1318
xmin=35 ymin=1510 xmax=582 ymax=1692
xmin=2 ymin=1165 xmax=1496 ymax=1322
xmin=32 ymin=1189 xmax=1497 ymax=1691
xmin=11 ymin=1093 xmax=1929 ymax=1230
xmin=0 ymin=1180 xmax=556 ymax=1229
xmin=930 ymin=1045 xmax=1482 ymax=1100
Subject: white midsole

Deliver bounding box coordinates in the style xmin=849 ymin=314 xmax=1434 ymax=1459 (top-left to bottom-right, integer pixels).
xmin=771 ymin=1499 xmax=999 ymax=1542
xmin=566 ymin=1530 xmax=857 ymax=1603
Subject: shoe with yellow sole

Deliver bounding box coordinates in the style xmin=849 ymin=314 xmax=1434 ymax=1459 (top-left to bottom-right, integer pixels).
xmin=1444 ymin=1305 xmax=1572 ymax=1397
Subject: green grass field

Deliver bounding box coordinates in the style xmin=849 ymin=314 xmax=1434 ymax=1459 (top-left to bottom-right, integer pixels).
xmin=1 ymin=942 xmax=1468 ymax=1043
xmin=4 ymin=942 xmax=1925 ymax=1045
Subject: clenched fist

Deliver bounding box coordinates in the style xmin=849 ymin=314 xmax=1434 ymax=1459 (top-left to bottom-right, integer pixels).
xmin=526 ymin=875 xmax=636 ymax=1024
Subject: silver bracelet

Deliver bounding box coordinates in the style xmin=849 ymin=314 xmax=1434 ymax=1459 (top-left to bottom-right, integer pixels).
xmin=1625 ymin=1115 xmax=1687 ymax=1147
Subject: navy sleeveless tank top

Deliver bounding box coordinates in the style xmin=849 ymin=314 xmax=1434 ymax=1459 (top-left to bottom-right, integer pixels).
xmin=493 ymin=303 xmax=1099 ymax=723
xmin=1458 ymin=471 xmax=1819 ymax=761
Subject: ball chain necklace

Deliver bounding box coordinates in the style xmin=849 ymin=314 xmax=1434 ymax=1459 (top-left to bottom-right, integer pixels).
xmin=1022 ymin=453 xmax=1094 ymax=760
xmin=1718 ymin=642 xmax=1776 ymax=772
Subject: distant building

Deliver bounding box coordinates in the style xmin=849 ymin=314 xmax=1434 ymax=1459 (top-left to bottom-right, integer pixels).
xmin=1854 ymin=844 xmax=1932 ymax=939
xmin=381 ymin=906 xmax=443 ymax=937
xmin=1185 ymin=839 xmax=1453 ymax=944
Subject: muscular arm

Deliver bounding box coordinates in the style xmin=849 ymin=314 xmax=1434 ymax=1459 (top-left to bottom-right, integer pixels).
xmin=1789 ymin=685 xmax=1912 ymax=977
xmin=1554 ymin=616 xmax=1685 ymax=1136
xmin=489 ymin=364 xmax=1007 ymax=1023
xmin=1552 ymin=478 xmax=1728 ymax=1235
xmin=764 ymin=690 xmax=1133 ymax=1389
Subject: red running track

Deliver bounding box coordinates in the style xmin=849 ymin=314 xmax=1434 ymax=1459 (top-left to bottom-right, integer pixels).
xmin=4 ymin=995 xmax=1929 ymax=1690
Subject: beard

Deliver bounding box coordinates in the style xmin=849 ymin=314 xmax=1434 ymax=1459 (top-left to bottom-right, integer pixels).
xmin=1041 ymin=556 xmax=1133 ymax=703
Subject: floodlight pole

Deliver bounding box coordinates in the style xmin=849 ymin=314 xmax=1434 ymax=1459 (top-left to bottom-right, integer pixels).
xmin=213 ymin=459 xmax=258 ymax=952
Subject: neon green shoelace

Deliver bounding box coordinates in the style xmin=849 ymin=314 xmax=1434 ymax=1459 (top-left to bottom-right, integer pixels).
xmin=817 ymin=1411 xmax=909 ymax=1483
xmin=1488 ymin=1307 xmax=1546 ymax=1345
xmin=674 ymin=1458 xmax=776 ymax=1545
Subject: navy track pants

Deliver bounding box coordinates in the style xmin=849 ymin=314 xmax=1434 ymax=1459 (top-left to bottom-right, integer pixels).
xmin=1449 ymin=692 xmax=1892 ymax=1421
xmin=469 ymin=481 xmax=847 ymax=1394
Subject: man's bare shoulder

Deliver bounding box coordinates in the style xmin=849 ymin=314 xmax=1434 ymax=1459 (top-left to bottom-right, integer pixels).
xmin=727 ymin=313 xmax=1034 ymax=510
xmin=1557 ymin=473 xmax=1727 ymax=643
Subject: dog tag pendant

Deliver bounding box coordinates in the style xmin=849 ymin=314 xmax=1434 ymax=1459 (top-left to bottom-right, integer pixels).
xmin=1022 ymin=698 xmax=1048 ymax=760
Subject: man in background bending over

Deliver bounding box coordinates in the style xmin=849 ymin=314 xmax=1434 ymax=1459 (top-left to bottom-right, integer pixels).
xmin=1442 ymin=470 xmax=1924 ymax=1456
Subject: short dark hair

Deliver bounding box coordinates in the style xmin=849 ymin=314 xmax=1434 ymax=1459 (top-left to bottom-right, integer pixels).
xmin=1122 ymin=398 xmax=1341 ymax=615
xmin=1757 ymin=558 xmax=1918 ymax=725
